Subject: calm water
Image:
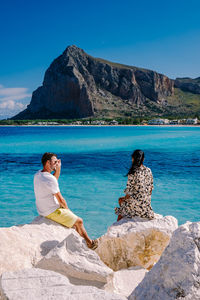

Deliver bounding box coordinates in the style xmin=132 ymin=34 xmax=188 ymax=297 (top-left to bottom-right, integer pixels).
xmin=0 ymin=126 xmax=199 ymax=238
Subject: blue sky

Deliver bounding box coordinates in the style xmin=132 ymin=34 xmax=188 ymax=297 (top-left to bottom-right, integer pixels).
xmin=0 ymin=0 xmax=200 ymax=118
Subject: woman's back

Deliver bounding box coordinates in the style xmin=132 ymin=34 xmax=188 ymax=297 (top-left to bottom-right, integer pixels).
xmin=115 ymin=149 xmax=155 ymax=220
xmin=125 ymin=165 xmax=153 ymax=197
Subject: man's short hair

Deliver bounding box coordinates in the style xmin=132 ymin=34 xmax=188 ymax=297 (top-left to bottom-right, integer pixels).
xmin=41 ymin=152 xmax=57 ymax=166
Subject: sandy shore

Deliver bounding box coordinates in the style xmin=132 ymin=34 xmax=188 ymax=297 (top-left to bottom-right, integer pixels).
xmin=0 ymin=124 xmax=199 ymax=127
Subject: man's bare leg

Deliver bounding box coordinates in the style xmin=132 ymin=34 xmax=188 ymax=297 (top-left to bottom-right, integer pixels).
xmin=73 ymin=218 xmax=93 ymax=247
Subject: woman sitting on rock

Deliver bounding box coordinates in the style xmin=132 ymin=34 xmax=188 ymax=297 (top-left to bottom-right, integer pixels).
xmin=115 ymin=149 xmax=154 ymax=221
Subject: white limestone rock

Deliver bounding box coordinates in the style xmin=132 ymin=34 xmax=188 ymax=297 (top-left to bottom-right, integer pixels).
xmin=129 ymin=221 xmax=200 ymax=300
xmin=37 ymin=232 xmax=113 ymax=287
xmin=0 ymin=216 xmax=73 ymax=275
xmin=104 ymin=267 xmax=147 ymax=297
xmin=96 ymin=214 xmax=178 ymax=271
xmin=0 ymin=268 xmax=126 ymax=300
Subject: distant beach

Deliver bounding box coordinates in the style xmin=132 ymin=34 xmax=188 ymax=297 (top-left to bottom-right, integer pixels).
xmin=0 ymin=124 xmax=199 ymax=127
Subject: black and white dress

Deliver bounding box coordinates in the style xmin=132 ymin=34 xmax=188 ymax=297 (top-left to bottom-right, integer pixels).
xmin=115 ymin=165 xmax=154 ymax=219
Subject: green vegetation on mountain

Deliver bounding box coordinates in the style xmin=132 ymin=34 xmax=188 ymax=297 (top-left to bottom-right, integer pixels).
xmin=165 ymin=88 xmax=200 ymax=118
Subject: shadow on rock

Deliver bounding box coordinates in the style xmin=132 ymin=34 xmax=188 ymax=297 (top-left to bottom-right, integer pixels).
xmin=40 ymin=240 xmax=61 ymax=256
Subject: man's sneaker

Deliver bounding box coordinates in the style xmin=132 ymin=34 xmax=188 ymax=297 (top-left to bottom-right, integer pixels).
xmin=88 ymin=239 xmax=98 ymax=250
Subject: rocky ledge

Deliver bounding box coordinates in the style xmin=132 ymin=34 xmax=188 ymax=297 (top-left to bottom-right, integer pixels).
xmin=0 ymin=216 xmax=199 ymax=300
xmin=129 ymin=221 xmax=200 ymax=300
xmin=96 ymin=214 xmax=177 ymax=271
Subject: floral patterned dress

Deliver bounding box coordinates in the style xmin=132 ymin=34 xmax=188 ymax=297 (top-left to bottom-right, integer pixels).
xmin=115 ymin=165 xmax=154 ymax=219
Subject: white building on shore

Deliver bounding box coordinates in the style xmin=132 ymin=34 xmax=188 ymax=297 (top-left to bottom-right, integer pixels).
xmin=186 ymin=118 xmax=198 ymax=125
xmin=109 ymin=120 xmax=119 ymax=125
xmin=148 ymin=118 xmax=169 ymax=125
xmin=169 ymin=120 xmax=179 ymax=125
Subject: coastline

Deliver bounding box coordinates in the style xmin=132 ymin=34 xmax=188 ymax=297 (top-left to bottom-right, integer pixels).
xmin=0 ymin=124 xmax=200 ymax=127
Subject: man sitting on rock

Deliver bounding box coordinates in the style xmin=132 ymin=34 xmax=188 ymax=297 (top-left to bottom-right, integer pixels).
xmin=34 ymin=152 xmax=98 ymax=250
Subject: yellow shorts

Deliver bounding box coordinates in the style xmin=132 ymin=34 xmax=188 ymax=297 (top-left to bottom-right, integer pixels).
xmin=46 ymin=208 xmax=78 ymax=228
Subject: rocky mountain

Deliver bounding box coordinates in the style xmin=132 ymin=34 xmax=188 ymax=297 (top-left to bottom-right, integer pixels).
xmin=174 ymin=77 xmax=200 ymax=94
xmin=12 ymin=45 xmax=200 ymax=120
xmin=13 ymin=45 xmax=176 ymax=120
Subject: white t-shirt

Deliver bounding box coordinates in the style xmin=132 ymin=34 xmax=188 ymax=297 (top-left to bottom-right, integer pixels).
xmin=34 ymin=170 xmax=60 ymax=216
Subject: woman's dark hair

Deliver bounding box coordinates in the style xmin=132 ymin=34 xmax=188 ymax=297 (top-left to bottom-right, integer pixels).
xmin=41 ymin=152 xmax=57 ymax=166
xmin=127 ymin=149 xmax=144 ymax=175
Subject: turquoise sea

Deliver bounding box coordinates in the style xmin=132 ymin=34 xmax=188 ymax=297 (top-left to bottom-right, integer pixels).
xmin=0 ymin=126 xmax=199 ymax=238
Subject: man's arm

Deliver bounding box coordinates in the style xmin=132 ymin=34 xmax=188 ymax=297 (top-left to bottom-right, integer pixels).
xmin=53 ymin=159 xmax=61 ymax=180
xmin=54 ymin=192 xmax=68 ymax=209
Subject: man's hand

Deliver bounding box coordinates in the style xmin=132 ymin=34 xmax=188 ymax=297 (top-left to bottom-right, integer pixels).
xmin=53 ymin=159 xmax=61 ymax=180
xmin=55 ymin=192 xmax=68 ymax=209
xmin=56 ymin=159 xmax=61 ymax=169
xmin=60 ymin=202 xmax=68 ymax=209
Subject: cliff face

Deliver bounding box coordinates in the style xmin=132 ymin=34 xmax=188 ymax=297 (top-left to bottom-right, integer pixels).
xmin=13 ymin=45 xmax=174 ymax=119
